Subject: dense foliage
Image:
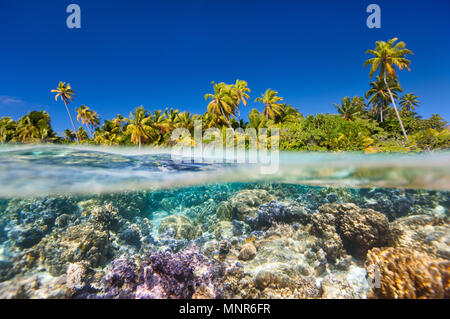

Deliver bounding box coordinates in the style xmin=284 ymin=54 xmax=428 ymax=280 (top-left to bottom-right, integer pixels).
xmin=1 ymin=38 xmax=449 ymax=152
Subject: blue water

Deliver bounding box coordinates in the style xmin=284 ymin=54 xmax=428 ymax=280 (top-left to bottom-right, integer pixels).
xmin=0 ymin=145 xmax=448 ymax=298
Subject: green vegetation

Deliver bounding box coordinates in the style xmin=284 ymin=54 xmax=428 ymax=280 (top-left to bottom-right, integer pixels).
xmin=1 ymin=38 xmax=449 ymax=152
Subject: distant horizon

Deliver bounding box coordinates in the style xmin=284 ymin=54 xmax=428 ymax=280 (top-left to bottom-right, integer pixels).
xmin=1 ymin=0 xmax=449 ymax=133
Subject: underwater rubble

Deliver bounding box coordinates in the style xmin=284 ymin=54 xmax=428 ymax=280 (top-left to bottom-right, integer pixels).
xmin=0 ymin=183 xmax=448 ymax=299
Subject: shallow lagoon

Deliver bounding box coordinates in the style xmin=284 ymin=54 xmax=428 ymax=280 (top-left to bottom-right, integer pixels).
xmin=0 ymin=146 xmax=448 ymax=298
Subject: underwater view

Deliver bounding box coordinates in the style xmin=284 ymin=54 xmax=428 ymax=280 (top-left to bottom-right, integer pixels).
xmin=0 ymin=146 xmax=448 ymax=299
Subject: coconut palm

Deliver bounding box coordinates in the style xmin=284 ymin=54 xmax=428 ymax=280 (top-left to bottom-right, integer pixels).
xmin=63 ymin=129 xmax=77 ymax=143
xmin=124 ymin=106 xmax=153 ymax=148
xmin=163 ymin=108 xmax=180 ymax=131
xmin=205 ymin=82 xmax=236 ymax=127
xmin=399 ymin=93 xmax=420 ymax=111
xmin=232 ymin=80 xmax=251 ymax=126
xmin=248 ymin=109 xmax=267 ymax=129
xmin=16 ymin=116 xmax=39 ymax=143
xmin=273 ymin=103 xmax=301 ymax=124
xmin=0 ymin=117 xmax=16 ymax=143
xmin=75 ymin=105 xmax=100 ymax=137
xmin=363 ymin=38 xmax=413 ymax=140
xmin=365 ymin=76 xmax=402 ymax=122
xmin=51 ymin=82 xmax=79 ymax=143
xmin=334 ymin=97 xmax=365 ymax=121
xmin=255 ymin=89 xmax=283 ymax=120
xmin=176 ymin=112 xmax=195 ymax=132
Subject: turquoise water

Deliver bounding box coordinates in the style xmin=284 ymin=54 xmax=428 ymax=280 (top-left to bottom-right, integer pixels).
xmin=0 ymin=145 xmax=448 ymax=298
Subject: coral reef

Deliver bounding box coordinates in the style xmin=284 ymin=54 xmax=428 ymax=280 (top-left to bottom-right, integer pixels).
xmin=365 ymin=247 xmax=450 ymax=299
xmin=158 ymin=215 xmax=197 ymax=240
xmin=229 ymin=189 xmax=274 ymax=221
xmin=97 ymin=246 xmax=224 ymax=299
xmin=311 ymin=203 xmax=391 ymax=260
xmin=0 ymin=182 xmax=448 ymax=299
xmin=39 ymin=221 xmax=111 ymax=276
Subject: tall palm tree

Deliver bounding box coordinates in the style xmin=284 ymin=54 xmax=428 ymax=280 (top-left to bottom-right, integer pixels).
xmin=75 ymin=105 xmax=100 ymax=137
xmin=51 ymin=82 xmax=79 ymax=143
xmin=124 ymin=106 xmax=153 ymax=148
xmin=255 ymin=89 xmax=283 ymax=120
xmin=205 ymin=82 xmax=236 ymax=127
xmin=399 ymin=93 xmax=420 ymax=111
xmin=363 ymin=38 xmax=413 ymax=140
xmin=232 ymin=80 xmax=251 ymax=126
xmin=365 ymin=76 xmax=402 ymax=122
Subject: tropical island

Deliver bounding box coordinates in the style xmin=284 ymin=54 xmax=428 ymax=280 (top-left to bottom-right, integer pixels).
xmin=1 ymin=38 xmax=449 ymax=153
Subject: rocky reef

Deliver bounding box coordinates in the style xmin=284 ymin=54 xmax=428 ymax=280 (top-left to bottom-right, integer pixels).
xmin=0 ymin=184 xmax=448 ymax=299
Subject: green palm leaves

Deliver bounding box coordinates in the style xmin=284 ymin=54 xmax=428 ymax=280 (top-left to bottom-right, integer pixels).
xmin=365 ymin=77 xmax=402 ymax=122
xmin=75 ymin=105 xmax=100 ymax=136
xmin=400 ymin=93 xmax=420 ymax=111
xmin=124 ymin=106 xmax=153 ymax=148
xmin=363 ymin=37 xmax=413 ymax=79
xmin=51 ymin=82 xmax=80 ymax=144
xmin=364 ymin=37 xmax=413 ymax=140
xmin=255 ymin=89 xmax=283 ymax=120
xmin=334 ymin=97 xmax=366 ymax=121
xmin=205 ymin=82 xmax=236 ymax=127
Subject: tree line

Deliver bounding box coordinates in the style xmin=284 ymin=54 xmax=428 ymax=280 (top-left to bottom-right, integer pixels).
xmin=1 ymin=38 xmax=449 ymax=152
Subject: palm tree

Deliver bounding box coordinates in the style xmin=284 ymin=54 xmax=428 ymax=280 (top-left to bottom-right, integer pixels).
xmin=399 ymin=93 xmax=420 ymax=111
xmin=205 ymin=82 xmax=236 ymax=127
xmin=365 ymin=76 xmax=402 ymax=122
xmin=363 ymin=38 xmax=413 ymax=140
xmin=63 ymin=129 xmax=76 ymax=143
xmin=75 ymin=105 xmax=100 ymax=137
xmin=176 ymin=112 xmax=195 ymax=132
xmin=248 ymin=109 xmax=267 ymax=129
xmin=0 ymin=117 xmax=16 ymax=143
xmin=232 ymin=80 xmax=251 ymax=126
xmin=334 ymin=96 xmax=365 ymax=121
xmin=124 ymin=106 xmax=153 ymax=148
xmin=16 ymin=116 xmax=39 ymax=143
xmin=255 ymin=89 xmax=283 ymax=120
xmin=273 ymin=103 xmax=301 ymax=123
xmin=163 ymin=107 xmax=180 ymax=131
xmin=51 ymin=82 xmax=79 ymax=143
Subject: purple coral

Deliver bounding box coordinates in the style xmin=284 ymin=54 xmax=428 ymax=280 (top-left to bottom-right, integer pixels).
xmin=98 ymin=246 xmax=223 ymax=299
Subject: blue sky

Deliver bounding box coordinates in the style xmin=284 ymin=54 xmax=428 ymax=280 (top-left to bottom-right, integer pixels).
xmin=1 ymin=0 xmax=449 ymax=133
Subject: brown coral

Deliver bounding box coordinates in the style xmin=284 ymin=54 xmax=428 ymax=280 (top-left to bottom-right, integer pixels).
xmin=365 ymin=247 xmax=450 ymax=299
xmin=311 ymin=203 xmax=391 ymax=260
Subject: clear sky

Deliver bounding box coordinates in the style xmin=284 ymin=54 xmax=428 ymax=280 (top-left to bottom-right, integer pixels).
xmin=1 ymin=0 xmax=449 ymax=133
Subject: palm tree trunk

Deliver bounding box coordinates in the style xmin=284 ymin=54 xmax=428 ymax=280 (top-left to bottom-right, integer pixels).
xmin=85 ymin=123 xmax=92 ymax=136
xmin=383 ymin=72 xmax=408 ymax=141
xmin=218 ymin=100 xmax=232 ymax=128
xmin=64 ymin=101 xmax=80 ymax=144
xmin=380 ymin=105 xmax=383 ymax=122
